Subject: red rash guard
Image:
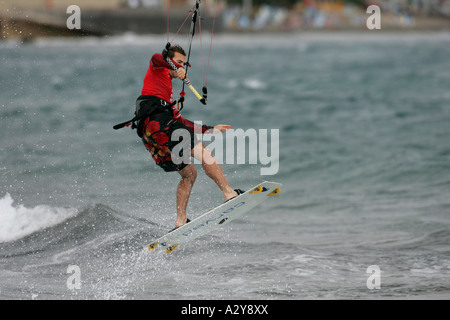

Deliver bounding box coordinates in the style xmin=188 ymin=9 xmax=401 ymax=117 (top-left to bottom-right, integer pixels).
xmin=141 ymin=53 xmax=210 ymax=134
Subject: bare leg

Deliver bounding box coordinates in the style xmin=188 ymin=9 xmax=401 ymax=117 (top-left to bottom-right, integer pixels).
xmin=176 ymin=163 xmax=197 ymax=227
xmin=191 ymin=143 xmax=238 ymax=201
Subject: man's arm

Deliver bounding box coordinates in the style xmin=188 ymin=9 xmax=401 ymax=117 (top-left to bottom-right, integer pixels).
xmin=174 ymin=113 xmax=213 ymax=134
xmin=172 ymin=108 xmax=230 ymax=134
xmin=150 ymin=53 xmax=184 ymax=70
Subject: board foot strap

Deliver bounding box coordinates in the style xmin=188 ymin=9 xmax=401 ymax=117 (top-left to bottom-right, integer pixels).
xmin=250 ymin=185 xmax=263 ymax=194
xmin=268 ymin=188 xmax=280 ymax=196
xmin=166 ymin=244 xmax=179 ymax=254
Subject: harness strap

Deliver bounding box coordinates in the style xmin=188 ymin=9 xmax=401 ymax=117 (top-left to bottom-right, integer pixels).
xmin=113 ymin=96 xmax=176 ymax=135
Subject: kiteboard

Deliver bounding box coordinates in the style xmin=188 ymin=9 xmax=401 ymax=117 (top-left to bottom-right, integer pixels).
xmin=148 ymin=181 xmax=281 ymax=254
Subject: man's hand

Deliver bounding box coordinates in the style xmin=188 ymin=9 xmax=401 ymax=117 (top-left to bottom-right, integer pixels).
xmin=211 ymin=124 xmax=231 ymax=134
xmin=176 ymin=67 xmax=186 ymax=80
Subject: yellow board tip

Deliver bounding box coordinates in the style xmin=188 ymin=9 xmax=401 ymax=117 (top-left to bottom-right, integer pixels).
xmin=250 ymin=186 xmax=263 ymax=194
xmin=268 ymin=188 xmax=281 ymax=196
xmin=166 ymin=244 xmax=179 ymax=254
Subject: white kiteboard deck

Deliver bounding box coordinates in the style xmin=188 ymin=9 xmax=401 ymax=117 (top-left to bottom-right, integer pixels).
xmin=148 ymin=181 xmax=281 ymax=253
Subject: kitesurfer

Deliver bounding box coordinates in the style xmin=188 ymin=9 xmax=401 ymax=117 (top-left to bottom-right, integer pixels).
xmin=136 ymin=45 xmax=242 ymax=228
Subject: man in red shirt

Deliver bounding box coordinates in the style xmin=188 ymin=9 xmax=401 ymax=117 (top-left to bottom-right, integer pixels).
xmin=136 ymin=45 xmax=241 ymax=228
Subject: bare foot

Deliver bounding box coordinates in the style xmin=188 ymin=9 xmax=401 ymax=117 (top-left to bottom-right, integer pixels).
xmin=224 ymin=189 xmax=239 ymax=201
xmin=175 ymin=216 xmax=188 ymax=228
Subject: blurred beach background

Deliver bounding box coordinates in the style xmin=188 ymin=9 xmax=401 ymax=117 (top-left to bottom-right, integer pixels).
xmin=1 ymin=0 xmax=449 ymax=40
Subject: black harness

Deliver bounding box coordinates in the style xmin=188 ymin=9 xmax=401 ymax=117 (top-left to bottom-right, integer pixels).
xmin=113 ymin=95 xmax=176 ymax=137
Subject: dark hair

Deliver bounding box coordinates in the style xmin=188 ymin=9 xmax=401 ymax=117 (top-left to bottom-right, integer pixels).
xmin=165 ymin=45 xmax=186 ymax=59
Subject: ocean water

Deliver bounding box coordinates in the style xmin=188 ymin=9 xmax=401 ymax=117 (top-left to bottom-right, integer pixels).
xmin=1 ymin=32 xmax=450 ymax=300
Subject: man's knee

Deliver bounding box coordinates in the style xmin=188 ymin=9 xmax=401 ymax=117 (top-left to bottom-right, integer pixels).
xmin=192 ymin=143 xmax=217 ymax=166
xmin=179 ymin=163 xmax=197 ymax=183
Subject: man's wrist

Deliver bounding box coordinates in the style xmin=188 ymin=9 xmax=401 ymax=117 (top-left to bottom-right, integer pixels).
xmin=202 ymin=125 xmax=214 ymax=132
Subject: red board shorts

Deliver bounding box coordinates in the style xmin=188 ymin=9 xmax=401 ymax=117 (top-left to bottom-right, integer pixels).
xmin=140 ymin=107 xmax=201 ymax=172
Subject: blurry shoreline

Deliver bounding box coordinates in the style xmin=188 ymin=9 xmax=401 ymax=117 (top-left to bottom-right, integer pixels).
xmin=1 ymin=1 xmax=449 ymax=41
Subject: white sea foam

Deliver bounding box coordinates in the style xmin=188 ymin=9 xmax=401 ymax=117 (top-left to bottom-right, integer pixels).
xmin=0 ymin=193 xmax=77 ymax=243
